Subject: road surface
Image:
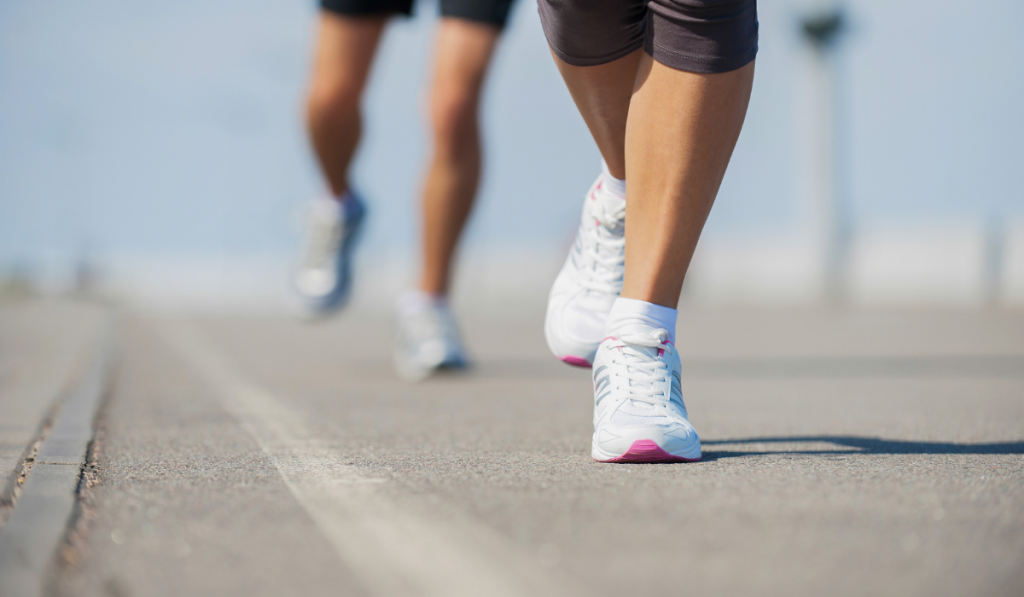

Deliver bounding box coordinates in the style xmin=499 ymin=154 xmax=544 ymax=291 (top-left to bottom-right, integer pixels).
xmin=1 ymin=300 xmax=1022 ymax=596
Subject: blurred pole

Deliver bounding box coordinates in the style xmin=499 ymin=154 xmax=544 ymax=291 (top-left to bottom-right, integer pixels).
xmin=984 ymin=215 xmax=1004 ymax=308
xmin=72 ymin=243 xmax=96 ymax=298
xmin=800 ymin=2 xmax=848 ymax=304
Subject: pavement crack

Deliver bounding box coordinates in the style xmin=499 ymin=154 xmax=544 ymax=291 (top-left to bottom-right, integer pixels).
xmin=55 ymin=436 xmax=102 ymax=572
xmin=57 ymin=360 xmax=115 ymax=574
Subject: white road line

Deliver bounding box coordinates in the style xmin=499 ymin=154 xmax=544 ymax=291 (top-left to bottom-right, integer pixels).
xmin=157 ymin=320 xmax=573 ymax=597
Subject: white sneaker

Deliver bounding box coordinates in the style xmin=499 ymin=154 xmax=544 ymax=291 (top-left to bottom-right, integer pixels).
xmin=545 ymin=175 xmax=626 ymax=367
xmin=591 ymin=324 xmax=701 ymax=463
xmin=292 ymin=194 xmax=366 ymax=318
xmin=394 ymin=291 xmax=468 ymax=381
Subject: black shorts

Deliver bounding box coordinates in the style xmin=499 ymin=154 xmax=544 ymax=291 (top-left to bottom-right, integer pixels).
xmin=322 ymin=0 xmax=515 ymax=29
xmin=539 ymin=0 xmax=757 ymax=74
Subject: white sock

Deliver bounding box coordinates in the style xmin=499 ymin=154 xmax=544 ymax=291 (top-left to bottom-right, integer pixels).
xmin=600 ymin=160 xmax=626 ymax=199
xmin=397 ymin=288 xmax=446 ymax=317
xmin=606 ymin=297 xmax=678 ymax=344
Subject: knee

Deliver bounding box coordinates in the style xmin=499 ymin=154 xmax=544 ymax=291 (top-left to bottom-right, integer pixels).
xmin=429 ymin=85 xmax=479 ymax=149
xmin=307 ymin=78 xmax=362 ymax=129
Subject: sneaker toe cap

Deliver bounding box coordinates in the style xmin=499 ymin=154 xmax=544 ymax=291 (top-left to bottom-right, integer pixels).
xmin=545 ymin=293 xmax=608 ymax=363
xmin=596 ymin=423 xmax=701 ymax=459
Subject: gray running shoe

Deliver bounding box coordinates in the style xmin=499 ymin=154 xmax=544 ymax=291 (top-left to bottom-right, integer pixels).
xmin=394 ymin=292 xmax=468 ymax=381
xmin=292 ymin=194 xmax=366 ymax=318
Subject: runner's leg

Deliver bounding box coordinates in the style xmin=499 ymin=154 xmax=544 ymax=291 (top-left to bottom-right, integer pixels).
xmin=293 ymin=9 xmax=392 ymax=317
xmin=622 ymin=57 xmax=754 ymax=306
xmin=551 ymin=55 xmax=753 ymax=306
xmin=394 ymin=8 xmax=511 ymax=379
xmin=540 ymin=0 xmax=757 ymax=460
xmin=550 ymin=49 xmax=641 ymax=180
xmin=418 ymin=18 xmax=502 ymax=296
xmin=306 ymin=12 xmax=388 ymax=197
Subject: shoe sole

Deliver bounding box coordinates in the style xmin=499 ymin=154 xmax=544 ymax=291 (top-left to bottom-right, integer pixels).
xmin=593 ymin=439 xmax=701 ymax=464
xmin=559 ymin=356 xmax=592 ymax=368
xmin=394 ymin=353 xmax=468 ymax=382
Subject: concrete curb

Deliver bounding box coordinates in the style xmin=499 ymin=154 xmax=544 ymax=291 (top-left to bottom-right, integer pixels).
xmin=0 ymin=316 xmax=113 ymax=597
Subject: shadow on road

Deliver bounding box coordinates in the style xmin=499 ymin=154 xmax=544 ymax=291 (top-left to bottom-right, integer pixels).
xmin=680 ymin=355 xmax=1024 ymax=379
xmin=459 ymin=354 xmax=1024 ymax=382
xmin=701 ymin=436 xmax=1024 ymax=461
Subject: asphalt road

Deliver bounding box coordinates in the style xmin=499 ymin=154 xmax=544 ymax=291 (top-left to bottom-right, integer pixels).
xmin=2 ymin=301 xmax=1023 ymax=596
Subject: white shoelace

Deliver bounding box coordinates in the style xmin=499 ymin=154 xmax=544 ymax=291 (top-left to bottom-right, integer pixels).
xmin=610 ymin=329 xmax=672 ymax=407
xmin=574 ymin=195 xmax=626 ymax=294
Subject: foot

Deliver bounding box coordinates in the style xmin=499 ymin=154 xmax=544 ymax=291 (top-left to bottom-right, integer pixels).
xmin=545 ymin=175 xmax=626 ymax=367
xmin=292 ymin=194 xmax=366 ymax=318
xmin=394 ymin=291 xmax=468 ymax=381
xmin=591 ymin=324 xmax=701 ymax=463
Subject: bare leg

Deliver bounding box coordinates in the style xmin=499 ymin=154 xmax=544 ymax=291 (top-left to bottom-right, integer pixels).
xmin=418 ymin=19 xmax=501 ymax=296
xmin=623 ymin=57 xmax=754 ymax=307
xmin=306 ymin=13 xmax=388 ymax=197
xmin=552 ymin=53 xmax=754 ymax=307
xmin=551 ymin=49 xmax=642 ymax=180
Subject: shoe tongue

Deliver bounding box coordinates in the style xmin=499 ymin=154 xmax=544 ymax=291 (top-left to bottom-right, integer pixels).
xmin=616 ymin=324 xmax=667 ymax=408
xmin=626 ymin=345 xmax=659 ymax=361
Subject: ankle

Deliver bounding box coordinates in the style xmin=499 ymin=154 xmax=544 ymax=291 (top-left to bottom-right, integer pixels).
xmin=600 ymin=160 xmax=626 ymax=199
xmin=416 ymin=277 xmax=448 ymax=298
xmin=606 ymin=297 xmax=678 ymax=343
xmin=398 ymin=288 xmax=447 ymax=316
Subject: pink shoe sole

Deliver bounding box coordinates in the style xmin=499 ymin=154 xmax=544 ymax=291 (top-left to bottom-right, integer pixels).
xmin=560 ymin=356 xmax=592 ymax=368
xmin=596 ymin=439 xmax=702 ymax=463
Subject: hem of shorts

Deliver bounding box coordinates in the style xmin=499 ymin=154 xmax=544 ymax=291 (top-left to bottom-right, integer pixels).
xmin=320 ymin=6 xmax=412 ymax=17
xmin=438 ymin=13 xmax=508 ymax=29
xmin=547 ymin=40 xmax=646 ymax=68
xmin=648 ymin=43 xmax=758 ymax=74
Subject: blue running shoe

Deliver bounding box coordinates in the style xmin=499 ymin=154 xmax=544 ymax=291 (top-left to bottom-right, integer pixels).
xmin=393 ymin=290 xmax=469 ymax=381
xmin=292 ymin=194 xmax=366 ymax=318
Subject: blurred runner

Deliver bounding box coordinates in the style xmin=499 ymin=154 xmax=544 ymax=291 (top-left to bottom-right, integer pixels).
xmin=293 ymin=0 xmax=515 ymax=380
xmin=540 ymin=0 xmax=758 ymax=462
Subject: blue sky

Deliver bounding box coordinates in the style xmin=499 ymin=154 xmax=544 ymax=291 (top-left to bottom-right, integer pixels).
xmin=1 ymin=0 xmax=1022 ymax=274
